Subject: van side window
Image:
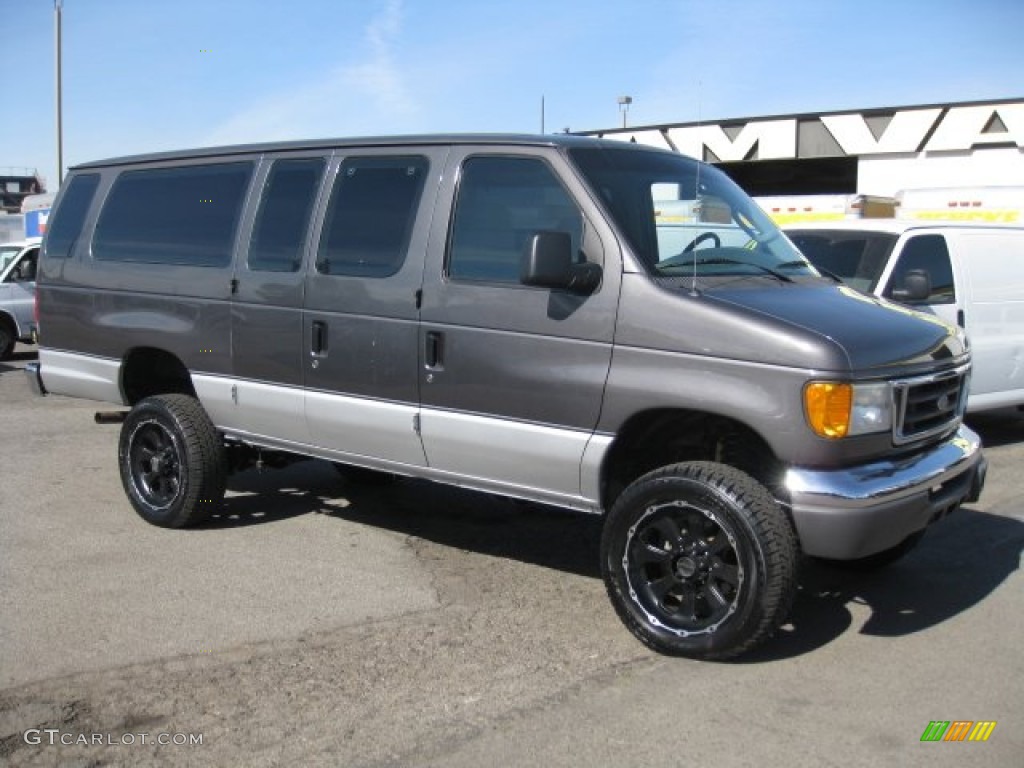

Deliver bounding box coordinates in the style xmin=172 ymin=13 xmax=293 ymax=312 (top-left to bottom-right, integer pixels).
xmin=316 ymin=156 xmax=428 ymax=277
xmin=884 ymin=234 xmax=954 ymax=303
xmin=94 ymin=163 xmax=253 ymax=267
xmin=248 ymin=158 xmax=326 ymax=272
xmin=448 ymin=156 xmax=582 ymax=283
xmin=45 ymin=173 xmax=100 ymax=259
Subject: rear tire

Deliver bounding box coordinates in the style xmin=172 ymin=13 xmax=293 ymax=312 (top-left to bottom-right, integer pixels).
xmin=118 ymin=394 xmax=226 ymax=528
xmin=601 ymin=461 xmax=799 ymax=659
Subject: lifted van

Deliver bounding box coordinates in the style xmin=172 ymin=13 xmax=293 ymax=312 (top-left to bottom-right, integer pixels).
xmin=786 ymin=220 xmax=1024 ymax=412
xmin=29 ymin=135 xmax=986 ymax=659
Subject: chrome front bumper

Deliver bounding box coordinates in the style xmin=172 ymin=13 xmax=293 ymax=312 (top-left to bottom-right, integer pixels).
xmin=784 ymin=425 xmax=987 ymax=559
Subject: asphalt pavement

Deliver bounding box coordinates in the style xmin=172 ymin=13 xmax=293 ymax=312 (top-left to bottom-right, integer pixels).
xmin=1 ymin=344 xmax=1021 ymax=767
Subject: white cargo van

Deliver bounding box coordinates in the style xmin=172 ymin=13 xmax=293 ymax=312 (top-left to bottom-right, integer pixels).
xmin=786 ymin=220 xmax=1024 ymax=412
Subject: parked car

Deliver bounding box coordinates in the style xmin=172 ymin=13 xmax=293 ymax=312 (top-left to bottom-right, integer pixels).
xmin=0 ymin=238 xmax=40 ymax=359
xmin=28 ymin=135 xmax=986 ymax=659
xmin=785 ymin=220 xmax=1024 ymax=412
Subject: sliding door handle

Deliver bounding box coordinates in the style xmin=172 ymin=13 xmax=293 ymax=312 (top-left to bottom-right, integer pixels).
xmin=425 ymin=331 xmax=444 ymax=369
xmin=311 ymin=321 xmax=328 ymax=356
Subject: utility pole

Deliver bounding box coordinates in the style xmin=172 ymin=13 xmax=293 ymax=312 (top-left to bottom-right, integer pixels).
xmin=55 ymin=0 xmax=64 ymax=186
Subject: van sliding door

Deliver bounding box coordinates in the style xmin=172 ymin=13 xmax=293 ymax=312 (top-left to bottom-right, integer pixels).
xmin=302 ymin=149 xmax=447 ymax=469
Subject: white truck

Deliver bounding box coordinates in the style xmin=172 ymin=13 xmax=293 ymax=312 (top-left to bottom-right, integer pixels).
xmin=755 ymin=194 xmax=896 ymax=226
xmin=785 ymin=220 xmax=1024 ymax=413
xmin=0 ymin=238 xmax=40 ymax=359
xmin=895 ymin=186 xmax=1024 ymax=225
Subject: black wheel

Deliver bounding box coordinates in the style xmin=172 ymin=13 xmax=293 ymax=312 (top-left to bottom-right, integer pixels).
xmin=818 ymin=530 xmax=925 ymax=571
xmin=332 ymin=462 xmax=398 ymax=486
xmin=0 ymin=320 xmax=15 ymax=361
xmin=118 ymin=394 xmax=226 ymax=528
xmin=601 ymin=461 xmax=799 ymax=659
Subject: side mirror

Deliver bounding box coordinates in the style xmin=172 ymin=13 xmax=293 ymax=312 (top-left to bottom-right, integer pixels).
xmin=890 ymin=268 xmax=931 ymax=303
xmin=521 ymin=231 xmax=602 ymax=295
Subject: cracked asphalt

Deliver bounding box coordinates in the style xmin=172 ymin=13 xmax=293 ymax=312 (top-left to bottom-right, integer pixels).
xmin=1 ymin=345 xmax=1021 ymax=767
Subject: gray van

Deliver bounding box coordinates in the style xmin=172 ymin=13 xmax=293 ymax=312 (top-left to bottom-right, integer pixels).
xmin=28 ymin=135 xmax=986 ymax=659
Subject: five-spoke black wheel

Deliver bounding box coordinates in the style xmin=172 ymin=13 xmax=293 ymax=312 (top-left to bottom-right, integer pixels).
xmin=118 ymin=394 xmax=226 ymax=528
xmin=601 ymin=462 xmax=799 ymax=659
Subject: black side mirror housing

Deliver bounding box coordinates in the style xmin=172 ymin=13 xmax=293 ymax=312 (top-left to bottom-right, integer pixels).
xmin=521 ymin=231 xmax=602 ymax=295
xmin=891 ymin=268 xmax=931 ymax=303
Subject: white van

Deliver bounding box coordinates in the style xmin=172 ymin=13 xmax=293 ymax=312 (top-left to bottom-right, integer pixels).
xmin=786 ymin=220 xmax=1024 ymax=412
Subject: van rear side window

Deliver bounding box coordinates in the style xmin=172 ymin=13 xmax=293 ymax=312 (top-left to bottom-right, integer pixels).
xmin=248 ymin=157 xmax=326 ymax=272
xmin=44 ymin=173 xmax=100 ymax=259
xmin=94 ymin=163 xmax=253 ymax=267
xmin=316 ymin=156 xmax=428 ymax=277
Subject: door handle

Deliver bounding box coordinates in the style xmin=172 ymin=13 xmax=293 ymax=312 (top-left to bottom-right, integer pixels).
xmin=425 ymin=331 xmax=443 ymax=369
xmin=312 ymin=321 xmax=328 ymax=356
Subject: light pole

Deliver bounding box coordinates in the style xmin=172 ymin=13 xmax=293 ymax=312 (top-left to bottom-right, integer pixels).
xmin=617 ymin=95 xmax=632 ymax=128
xmin=55 ymin=0 xmax=64 ymax=186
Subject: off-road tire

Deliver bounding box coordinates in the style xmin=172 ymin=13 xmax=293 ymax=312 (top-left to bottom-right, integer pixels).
xmin=601 ymin=461 xmax=799 ymax=660
xmin=118 ymin=394 xmax=227 ymax=528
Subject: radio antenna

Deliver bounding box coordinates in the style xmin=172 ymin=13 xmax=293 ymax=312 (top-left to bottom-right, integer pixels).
xmin=690 ymin=81 xmax=703 ymax=296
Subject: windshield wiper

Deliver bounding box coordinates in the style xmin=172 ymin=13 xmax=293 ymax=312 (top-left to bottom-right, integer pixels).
xmin=775 ymin=258 xmax=842 ymax=283
xmin=658 ymin=257 xmax=794 ymax=283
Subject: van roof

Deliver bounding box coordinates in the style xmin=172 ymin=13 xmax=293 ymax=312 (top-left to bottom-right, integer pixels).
xmin=69 ymin=133 xmax=654 ymax=170
xmin=781 ymin=219 xmax=1024 ymax=235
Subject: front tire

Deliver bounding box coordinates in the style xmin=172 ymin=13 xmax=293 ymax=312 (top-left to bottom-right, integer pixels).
xmin=601 ymin=462 xmax=799 ymax=659
xmin=118 ymin=394 xmax=226 ymax=528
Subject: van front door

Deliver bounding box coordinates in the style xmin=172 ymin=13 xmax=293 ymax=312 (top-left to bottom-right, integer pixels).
xmin=302 ymin=149 xmax=447 ymax=469
xmin=418 ymin=149 xmax=620 ymax=507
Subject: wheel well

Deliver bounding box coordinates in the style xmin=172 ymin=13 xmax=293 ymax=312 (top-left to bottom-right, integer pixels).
xmin=120 ymin=347 xmax=196 ymax=405
xmin=601 ymin=409 xmax=782 ymax=510
xmin=0 ymin=311 xmax=17 ymax=336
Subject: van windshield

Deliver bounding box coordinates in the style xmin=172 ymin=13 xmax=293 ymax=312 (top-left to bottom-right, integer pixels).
xmin=569 ymin=146 xmax=816 ymax=281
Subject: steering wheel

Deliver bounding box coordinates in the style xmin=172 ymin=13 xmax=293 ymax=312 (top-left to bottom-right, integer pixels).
xmin=682 ymin=231 xmax=721 ymax=253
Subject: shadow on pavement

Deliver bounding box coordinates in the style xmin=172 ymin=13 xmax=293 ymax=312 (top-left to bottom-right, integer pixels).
xmin=204 ymin=460 xmax=603 ymax=579
xmin=747 ymin=506 xmax=1023 ymax=662
xmin=0 ymin=348 xmax=38 ymax=374
xmin=199 ymin=458 xmax=1021 ymax=660
xmin=966 ymin=408 xmax=1024 ymax=448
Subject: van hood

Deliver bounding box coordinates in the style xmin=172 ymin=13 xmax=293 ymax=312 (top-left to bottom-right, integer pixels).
xmin=707 ymin=282 xmax=966 ymax=371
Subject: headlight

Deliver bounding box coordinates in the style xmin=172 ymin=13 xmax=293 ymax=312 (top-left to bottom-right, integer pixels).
xmin=804 ymin=381 xmax=892 ymax=439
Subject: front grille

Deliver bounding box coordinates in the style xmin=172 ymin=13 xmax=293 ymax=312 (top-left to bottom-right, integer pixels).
xmin=892 ymin=366 xmax=969 ymax=445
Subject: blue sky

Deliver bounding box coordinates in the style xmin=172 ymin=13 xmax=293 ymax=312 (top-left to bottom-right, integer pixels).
xmin=4 ymin=0 xmax=1023 ymax=188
